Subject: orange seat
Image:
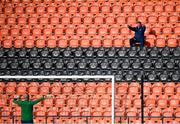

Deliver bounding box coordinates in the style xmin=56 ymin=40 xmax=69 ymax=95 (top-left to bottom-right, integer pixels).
xmin=3 ymin=39 xmax=12 ymax=48
xmin=78 ymin=98 xmax=88 ymax=107
xmin=62 ymin=86 xmax=73 ymax=94
xmin=16 ymin=86 xmax=27 ymax=95
xmin=90 ymin=5 xmax=99 ymax=13
xmin=167 ymin=38 xmax=177 ymax=47
xmin=116 ymin=16 xmax=126 ymax=24
xmin=169 ymin=95 xmax=179 ymax=108
xmin=148 ymin=16 xmax=157 ymax=23
xmin=72 ymin=16 xmax=81 ymax=24
xmin=28 ymin=17 xmax=37 ymax=25
xmin=11 ymin=28 xmax=19 ymax=36
xmin=67 ymin=98 xmax=77 ymax=107
xmin=123 ymin=5 xmax=132 ymax=13
xmin=121 ymin=27 xmax=130 ymax=35
xmin=83 ymin=16 xmax=93 ymax=24
xmin=36 ymin=39 xmax=45 ymax=48
xmin=144 ymin=5 xmax=154 ymax=12
xmin=47 ymin=6 xmax=56 ymax=13
xmin=89 ymin=99 xmax=99 ymax=107
xmin=43 ymin=98 xmax=53 ymax=107
xmin=21 ymin=28 xmax=30 ymax=36
xmin=105 ymin=16 xmax=114 ymax=24
xmin=169 ymin=16 xmax=178 ymax=23
xmin=145 ymin=95 xmax=156 ymax=108
xmin=4 ymin=7 xmax=13 ymax=14
xmin=0 ymin=17 xmax=5 ymax=25
xmin=174 ymin=27 xmax=180 ymax=34
xmin=150 ymin=108 xmax=162 ymax=121
xmin=0 ymin=28 xmax=9 ymax=36
xmin=152 ymin=82 xmax=163 ymax=95
xmin=25 ymin=39 xmax=34 ymax=48
xmin=176 ymin=4 xmax=180 ymax=12
xmin=134 ymin=5 xmax=143 ymax=12
xmin=137 ymin=16 xmax=147 ymax=23
xmin=25 ymin=6 xmax=34 ymax=14
xmin=91 ymin=39 xmax=101 ymax=48
xmin=50 ymin=17 xmax=59 ymax=24
xmin=18 ymin=17 xmax=27 ymax=25
xmin=101 ymin=5 xmax=110 ymax=13
xmin=39 ymin=86 xmax=49 ymax=95
xmin=36 ymin=6 xmax=45 ymax=14
xmin=156 ymin=38 xmax=166 ymax=47
xmin=128 ymin=83 xmax=140 ymax=95
xmin=14 ymin=39 xmax=24 ymax=48
xmin=57 ymin=6 xmax=66 ymax=14
xmin=69 ymin=39 xmax=79 ymax=48
xmin=5 ymin=86 xmax=16 ymax=94
xmin=79 ymin=6 xmax=88 ymax=13
xmin=165 ymin=5 xmax=174 ymax=12
xmin=68 ymin=6 xmax=77 ymax=13
xmin=55 ymin=98 xmax=65 ymax=107
xmin=158 ymin=16 xmax=168 ymax=23
xmin=163 ymin=27 xmax=172 ymax=34
xmin=28 ymin=86 xmax=38 ymax=95
xmin=15 ymin=6 xmax=24 ymax=14
xmin=157 ymin=95 xmax=168 ymax=108
xmin=112 ymin=5 xmax=121 ymax=13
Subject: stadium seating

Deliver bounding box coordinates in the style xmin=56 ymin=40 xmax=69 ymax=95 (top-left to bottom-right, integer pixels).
xmin=0 ymin=82 xmax=179 ymax=123
xmin=0 ymin=0 xmax=180 ymax=123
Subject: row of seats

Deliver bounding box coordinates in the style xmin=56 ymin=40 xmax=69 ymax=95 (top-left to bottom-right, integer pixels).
xmin=1 ymin=47 xmax=180 ymax=58
xmin=0 ymin=38 xmax=179 ymax=48
xmin=1 ymin=3 xmax=180 ymax=14
xmin=0 ymin=16 xmax=179 ymax=25
xmin=0 ymin=82 xmax=179 ymax=95
xmin=0 ymin=27 xmax=179 ymax=35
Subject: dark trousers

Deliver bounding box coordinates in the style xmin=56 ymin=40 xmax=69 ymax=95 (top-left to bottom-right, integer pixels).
xmin=21 ymin=120 xmax=33 ymax=124
xmin=130 ymin=38 xmax=144 ymax=48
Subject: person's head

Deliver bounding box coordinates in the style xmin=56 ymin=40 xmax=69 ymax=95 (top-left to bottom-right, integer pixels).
xmin=137 ymin=21 xmax=142 ymax=27
xmin=24 ymin=94 xmax=29 ymax=100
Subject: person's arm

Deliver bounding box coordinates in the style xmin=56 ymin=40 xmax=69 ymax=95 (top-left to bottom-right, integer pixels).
xmin=128 ymin=25 xmax=136 ymax=31
xmin=31 ymin=96 xmax=45 ymax=105
xmin=142 ymin=26 xmax=146 ymax=32
xmin=13 ymin=96 xmax=23 ymax=105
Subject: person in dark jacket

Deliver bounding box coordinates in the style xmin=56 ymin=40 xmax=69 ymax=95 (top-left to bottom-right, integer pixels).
xmin=13 ymin=94 xmax=52 ymax=124
xmin=128 ymin=21 xmax=146 ymax=48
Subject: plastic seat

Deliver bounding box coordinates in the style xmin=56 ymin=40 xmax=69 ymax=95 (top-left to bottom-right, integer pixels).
xmin=67 ymin=98 xmax=77 ymax=107
xmin=15 ymin=6 xmax=24 ymax=14
xmin=7 ymin=17 xmax=16 ymax=25
xmin=145 ymin=95 xmax=156 ymax=108
xmin=25 ymin=6 xmax=34 ymax=14
xmin=91 ymin=39 xmax=101 ymax=48
xmin=69 ymin=39 xmax=79 ymax=48
xmin=152 ymin=82 xmax=163 ymax=95
xmin=128 ymin=83 xmax=140 ymax=95
xmin=57 ymin=6 xmax=66 ymax=13
xmin=68 ymin=6 xmax=77 ymax=13
xmin=36 ymin=6 xmax=45 ymax=14
xmin=167 ymin=38 xmax=177 ymax=47
xmin=43 ymin=98 xmax=53 ymax=107
xmin=78 ymin=98 xmax=88 ymax=107
xmin=123 ymin=5 xmax=132 ymax=13
xmin=163 ymin=108 xmax=174 ymax=117
xmin=16 ymin=86 xmax=27 ymax=95
xmin=25 ymin=39 xmax=34 ymax=48
xmin=112 ymin=5 xmax=121 ymax=13
xmin=0 ymin=17 xmax=5 ymax=25
xmin=158 ymin=16 xmax=168 ymax=23
xmin=116 ymin=16 xmax=126 ymax=24
xmin=163 ymin=27 xmax=172 ymax=34
xmin=5 ymin=86 xmax=16 ymax=94
xmin=174 ymin=27 xmax=180 ymax=34
xmin=2 ymin=39 xmax=12 ymax=48
xmin=154 ymin=5 xmax=164 ymax=12
xmin=10 ymin=28 xmax=19 ymax=36
xmin=176 ymin=4 xmax=180 ymax=12
xmin=144 ymin=5 xmax=154 ymax=12
xmin=72 ymin=16 xmax=81 ymax=24
xmin=50 ymin=17 xmax=59 ymax=24
xmin=36 ymin=39 xmax=45 ymax=48
xmin=28 ymin=86 xmax=38 ymax=95
xmin=18 ymin=17 xmax=27 ymax=25
xmin=47 ymin=6 xmax=56 ymax=14
xmin=83 ymin=16 xmax=93 ymax=24
xmin=39 ymin=86 xmax=49 ymax=95
xmin=121 ymin=27 xmax=130 ymax=35
xmin=137 ymin=16 xmax=147 ymax=23
xmin=113 ymin=38 xmax=124 ymax=47
xmin=165 ymin=5 xmax=174 ymax=12
xmin=90 ymin=5 xmax=99 ymax=13
xmin=98 ymin=27 xmax=107 ymax=36
xmin=150 ymin=108 xmax=162 ymax=121
xmin=103 ymin=38 xmax=113 ymax=47
xmin=94 ymin=16 xmax=103 ymax=24
xmin=169 ymin=16 xmax=178 ymax=23
xmin=62 ymin=86 xmax=73 ymax=94
xmin=101 ymin=5 xmax=110 ymax=13
xmin=143 ymin=83 xmax=152 ymax=95
xmin=47 ymin=39 xmax=56 ymax=48
xmin=0 ymin=28 xmax=9 ymax=36
xmin=28 ymin=17 xmax=37 ymax=25
xmin=4 ymin=7 xmax=13 ymax=14
xmin=79 ymin=6 xmax=88 ymax=13
xmin=134 ymin=5 xmax=143 ymax=12
xmin=65 ymin=28 xmax=74 ymax=35
xmin=157 ymin=95 xmax=168 ymax=108
xmin=156 ymin=38 xmax=166 ymax=47
xmin=39 ymin=17 xmax=48 ymax=25
xmin=169 ymin=95 xmax=179 ymax=108
xmin=148 ymin=16 xmax=157 ymax=23
xmin=105 ymin=16 xmax=114 ymax=24
xmin=109 ymin=27 xmax=119 ymax=35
